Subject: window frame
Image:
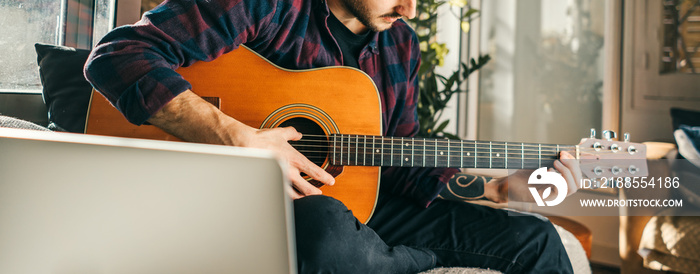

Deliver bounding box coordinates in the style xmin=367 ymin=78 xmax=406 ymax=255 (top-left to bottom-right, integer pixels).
xmin=0 ymin=0 xmax=116 ymax=95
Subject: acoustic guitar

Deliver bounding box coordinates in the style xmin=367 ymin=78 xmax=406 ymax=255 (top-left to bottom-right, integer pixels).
xmin=85 ymin=46 xmax=647 ymax=223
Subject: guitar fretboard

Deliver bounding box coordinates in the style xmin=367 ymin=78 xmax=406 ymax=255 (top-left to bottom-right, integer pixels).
xmin=328 ymin=134 xmax=575 ymax=169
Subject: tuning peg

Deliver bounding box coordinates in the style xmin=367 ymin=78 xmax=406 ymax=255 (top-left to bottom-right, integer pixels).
xmin=590 ymin=128 xmax=596 ymax=138
xmin=603 ymin=130 xmax=617 ymax=141
xmin=623 ymin=133 xmax=630 ymax=142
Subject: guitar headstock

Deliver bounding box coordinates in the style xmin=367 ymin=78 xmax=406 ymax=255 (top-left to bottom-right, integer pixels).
xmin=576 ymin=129 xmax=648 ymax=179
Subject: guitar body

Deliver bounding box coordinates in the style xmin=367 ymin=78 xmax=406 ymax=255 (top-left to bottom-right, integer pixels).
xmin=86 ymin=46 xmax=383 ymax=223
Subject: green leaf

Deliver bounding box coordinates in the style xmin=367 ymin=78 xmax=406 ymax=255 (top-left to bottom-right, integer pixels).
xmin=444 ymin=132 xmax=460 ymax=140
xmin=464 ymin=8 xmax=479 ymax=18
xmin=435 ymin=120 xmax=450 ymax=133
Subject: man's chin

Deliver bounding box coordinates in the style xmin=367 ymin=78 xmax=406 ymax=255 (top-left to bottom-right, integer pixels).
xmin=370 ymin=21 xmax=395 ymax=32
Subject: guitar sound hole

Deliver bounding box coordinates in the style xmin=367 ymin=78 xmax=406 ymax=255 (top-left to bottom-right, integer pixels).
xmin=281 ymin=117 xmax=329 ymax=169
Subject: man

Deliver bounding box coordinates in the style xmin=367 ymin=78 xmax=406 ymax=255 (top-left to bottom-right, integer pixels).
xmin=85 ymin=0 xmax=581 ymax=272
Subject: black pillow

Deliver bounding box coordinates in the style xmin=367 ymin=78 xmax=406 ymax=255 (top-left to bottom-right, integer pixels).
xmin=35 ymin=43 xmax=92 ymax=133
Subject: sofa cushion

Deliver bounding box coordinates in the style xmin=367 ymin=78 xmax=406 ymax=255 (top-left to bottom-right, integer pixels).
xmin=0 ymin=115 xmax=50 ymax=131
xmin=639 ymin=214 xmax=700 ymax=273
xmin=35 ymin=43 xmax=92 ymax=133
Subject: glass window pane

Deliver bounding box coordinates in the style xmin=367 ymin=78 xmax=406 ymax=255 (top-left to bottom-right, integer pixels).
xmin=93 ymin=0 xmax=116 ymax=45
xmin=478 ymin=0 xmax=604 ymax=145
xmin=0 ymin=0 xmax=62 ymax=91
xmin=661 ymin=0 xmax=700 ymax=74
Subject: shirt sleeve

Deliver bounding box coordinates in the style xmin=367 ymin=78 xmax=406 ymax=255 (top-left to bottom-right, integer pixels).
xmin=84 ymin=0 xmax=278 ymax=125
xmin=379 ymin=29 xmax=460 ymax=208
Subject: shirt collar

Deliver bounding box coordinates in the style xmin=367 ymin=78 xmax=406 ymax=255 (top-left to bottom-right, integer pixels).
xmin=315 ymin=0 xmax=380 ymax=55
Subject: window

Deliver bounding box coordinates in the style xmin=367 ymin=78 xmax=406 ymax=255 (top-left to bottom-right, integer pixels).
xmin=0 ymin=0 xmax=114 ymax=93
xmin=475 ymin=0 xmax=606 ymax=145
xmin=0 ymin=0 xmax=63 ymax=92
xmin=661 ymin=0 xmax=700 ymax=74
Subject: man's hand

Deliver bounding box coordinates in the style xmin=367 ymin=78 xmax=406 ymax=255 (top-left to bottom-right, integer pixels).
xmin=147 ymin=90 xmax=335 ymax=199
xmin=234 ymin=126 xmax=335 ymax=199
xmin=484 ymin=151 xmax=582 ymax=203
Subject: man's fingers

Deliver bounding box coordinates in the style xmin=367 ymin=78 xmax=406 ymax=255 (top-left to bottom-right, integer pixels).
xmin=280 ymin=126 xmax=303 ymax=141
xmin=286 ymin=185 xmax=303 ymax=199
xmin=289 ymin=169 xmax=322 ymax=196
xmin=560 ymin=151 xmax=583 ymax=191
xmin=300 ymin=160 xmax=335 ymax=186
xmin=554 ymin=160 xmax=579 ymax=196
xmin=559 ymin=152 xmax=582 ymax=181
xmin=289 ymin=152 xmax=335 ymax=186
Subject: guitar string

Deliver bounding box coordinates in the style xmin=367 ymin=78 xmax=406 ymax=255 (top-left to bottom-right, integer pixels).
xmin=291 ymin=149 xmax=562 ymax=160
xmin=294 ymin=151 xmax=618 ymax=166
xmin=297 ymin=133 xmax=635 ymax=149
xmin=289 ymin=140 xmax=572 ymax=150
xmin=293 ymin=134 xmax=574 ymax=149
xmin=290 ymin=147 xmax=636 ymax=162
xmin=296 ymin=157 xmax=560 ymax=165
xmin=291 ymin=147 xmax=567 ymax=157
xmin=290 ymin=136 xmax=634 ymax=152
xmin=289 ymin=140 xmax=576 ymax=152
xmin=288 ymin=142 xmax=626 ymax=155
xmin=295 ymin=156 xmax=560 ymax=163
xmin=290 ymin=142 xmax=631 ymax=154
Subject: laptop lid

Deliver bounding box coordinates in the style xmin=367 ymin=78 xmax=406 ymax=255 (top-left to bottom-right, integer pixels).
xmin=0 ymin=128 xmax=296 ymax=273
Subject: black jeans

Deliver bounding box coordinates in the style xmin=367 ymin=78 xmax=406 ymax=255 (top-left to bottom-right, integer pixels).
xmin=294 ymin=195 xmax=573 ymax=274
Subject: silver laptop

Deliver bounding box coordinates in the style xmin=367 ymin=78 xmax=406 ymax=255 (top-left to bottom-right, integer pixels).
xmin=0 ymin=128 xmax=296 ymax=273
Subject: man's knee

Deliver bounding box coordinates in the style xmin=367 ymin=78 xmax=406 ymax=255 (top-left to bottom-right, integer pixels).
xmin=294 ymin=197 xmax=359 ymax=252
xmin=512 ymin=215 xmax=572 ymax=273
xmin=293 ymin=196 xmax=375 ymax=273
xmin=294 ymin=195 xmax=354 ymax=230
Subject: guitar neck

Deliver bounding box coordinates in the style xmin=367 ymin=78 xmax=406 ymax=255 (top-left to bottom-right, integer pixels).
xmin=324 ymin=134 xmax=575 ymax=169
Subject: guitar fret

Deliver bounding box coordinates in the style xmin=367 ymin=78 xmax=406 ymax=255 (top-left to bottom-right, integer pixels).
xmin=521 ymin=143 xmax=524 ymax=169
xmin=339 ymin=135 xmax=343 ymax=165
xmin=411 ymin=139 xmax=415 ymax=167
xmin=363 ymin=135 xmax=367 ymax=166
xmin=422 ymin=139 xmax=426 ymax=166
xmin=489 ymin=141 xmax=492 ymax=169
xmin=460 ymin=140 xmax=463 ymax=168
xmin=380 ymin=138 xmax=384 ymax=166
xmin=372 ymin=135 xmax=376 ymax=166
xmin=505 ymin=142 xmax=508 ymax=169
xmin=400 ymin=137 xmax=403 ymax=167
xmin=355 ymin=135 xmax=359 ymax=166
xmin=538 ymin=144 xmax=542 ymax=167
xmin=390 ymin=137 xmax=394 ymax=166
xmin=332 ymin=135 xmax=337 ymax=165
xmin=434 ymin=139 xmax=438 ymax=167
xmin=474 ymin=141 xmax=477 ymax=168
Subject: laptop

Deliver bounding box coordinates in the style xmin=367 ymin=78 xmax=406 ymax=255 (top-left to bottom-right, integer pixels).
xmin=0 ymin=128 xmax=296 ymax=273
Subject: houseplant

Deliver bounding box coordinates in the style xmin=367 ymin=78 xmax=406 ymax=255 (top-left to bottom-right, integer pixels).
xmin=409 ymin=0 xmax=490 ymax=139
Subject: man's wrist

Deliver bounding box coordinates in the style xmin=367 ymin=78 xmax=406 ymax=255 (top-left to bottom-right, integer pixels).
xmin=483 ymin=177 xmax=500 ymax=202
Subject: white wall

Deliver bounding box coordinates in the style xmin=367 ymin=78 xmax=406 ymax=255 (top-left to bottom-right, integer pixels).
xmin=466 ymin=0 xmax=621 ymax=267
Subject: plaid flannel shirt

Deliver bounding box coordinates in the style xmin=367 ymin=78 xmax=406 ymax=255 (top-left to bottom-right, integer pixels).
xmin=84 ymin=0 xmax=459 ymax=207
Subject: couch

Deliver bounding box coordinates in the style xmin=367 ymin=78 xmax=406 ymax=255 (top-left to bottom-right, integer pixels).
xmin=619 ymin=109 xmax=700 ymax=274
xmin=8 ymin=43 xmax=592 ymax=273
